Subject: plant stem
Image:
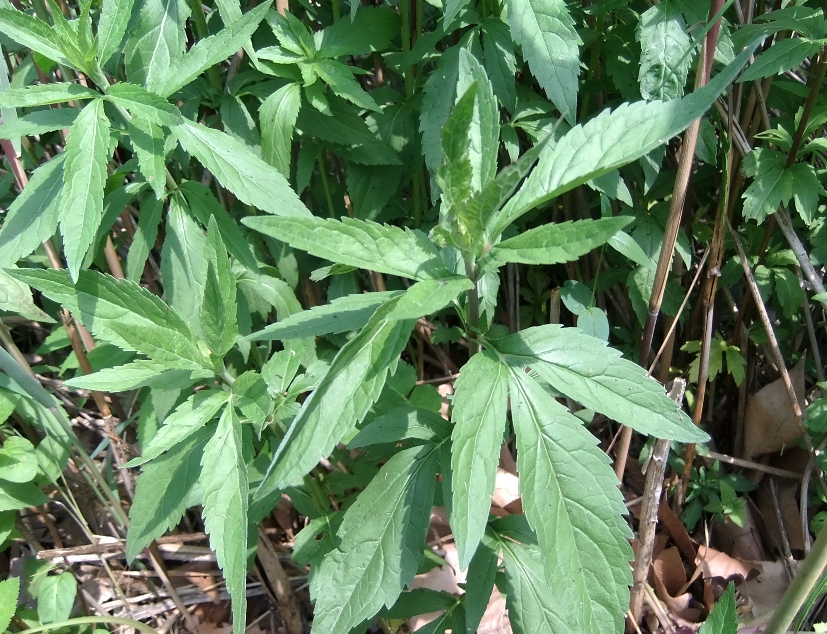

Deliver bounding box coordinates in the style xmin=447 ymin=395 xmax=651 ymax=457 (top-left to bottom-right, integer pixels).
xmin=317 ymin=148 xmax=337 ymax=217
xmin=399 ymin=0 xmax=413 ymax=97
xmin=19 ymin=616 xmax=159 ymax=633
xmin=465 ymin=259 xmax=479 ymax=355
xmin=187 ymin=0 xmax=223 ymax=91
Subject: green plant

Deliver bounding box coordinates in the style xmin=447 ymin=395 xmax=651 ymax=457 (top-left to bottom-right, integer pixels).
xmin=681 ymin=459 xmax=756 ymax=531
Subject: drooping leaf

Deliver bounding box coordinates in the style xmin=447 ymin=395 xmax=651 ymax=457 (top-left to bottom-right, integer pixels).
xmin=10 ymin=269 xmax=212 ymax=371
xmin=464 ymin=539 xmax=499 ymax=633
xmin=311 ymin=445 xmax=438 ymax=634
xmin=349 ymin=405 xmax=452 ymax=448
xmin=485 ymin=217 xmax=632 ymax=267
xmin=508 ymin=370 xmax=631 ymax=634
xmin=201 ymin=406 xmax=248 ymax=634
xmin=260 ymin=82 xmax=301 ymax=177
xmin=252 ymin=298 xmax=414 ymax=499
xmin=450 ymin=350 xmax=508 ymax=569
xmin=247 ymin=291 xmax=402 ymax=341
xmin=200 ymin=217 xmax=238 ymax=358
xmin=96 ymin=0 xmax=136 ymax=65
xmin=0 ymin=153 xmax=64 ymax=269
xmin=506 ymin=0 xmax=581 ymax=124
xmin=242 ymin=215 xmax=452 ymax=281
xmin=0 ymin=108 xmax=77 ymax=139
xmin=493 ymin=325 xmax=708 ymax=442
xmin=126 ymin=390 xmax=230 ymax=466
xmin=0 ymin=8 xmax=73 ymax=67
xmin=176 ymin=119 xmax=311 ymax=218
xmin=493 ymin=43 xmax=756 ymax=235
xmin=124 ymin=0 xmax=189 ymax=94
xmin=637 ymin=3 xmax=693 ymax=101
xmin=57 ymin=99 xmax=111 ymax=280
xmin=126 ymin=426 xmax=211 ymax=562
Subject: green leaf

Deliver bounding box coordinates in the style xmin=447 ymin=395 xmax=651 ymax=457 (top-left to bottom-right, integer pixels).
xmin=242 ymin=216 xmax=451 ymax=281
xmin=316 ymin=59 xmax=381 ymax=112
xmin=123 ymin=0 xmax=189 ymax=94
xmin=699 ymin=583 xmax=737 ymax=634
xmin=252 ymin=298 xmax=414 ymax=498
xmin=37 ymin=572 xmax=76 ymax=624
xmin=0 ymin=8 xmax=73 ymax=67
xmin=0 ymin=83 xmax=98 ymax=111
xmin=444 ymin=0 xmax=471 ymax=28
xmin=232 ymin=371 xmax=270 ymax=431
xmin=465 ymin=540 xmax=499 ymax=633
xmin=457 ymin=49 xmax=499 ymax=192
xmin=346 ymin=163 xmax=404 ymax=220
xmin=9 ymin=269 xmax=212 ymax=371
xmin=176 ymin=119 xmax=311 ymax=218
xmin=247 ymin=291 xmax=401 ymax=341
xmin=739 ymin=37 xmax=823 ymax=83
xmin=493 ymin=43 xmax=756 ymax=234
xmin=482 ymin=17 xmax=518 ymax=111
xmin=438 ymin=83 xmax=477 ymax=223
xmin=385 ymin=278 xmax=474 ymax=321
xmin=450 ymin=350 xmax=508 ymax=569
xmin=311 ymin=445 xmax=438 ymax=634
xmin=637 ymin=3 xmax=693 ymax=101
xmin=0 ymin=576 xmax=20 ymax=632
xmin=0 ymin=480 xmax=48 ymax=511
xmin=154 ymin=2 xmax=271 ymax=97
xmin=506 ymin=0 xmax=581 ymax=124
xmin=65 ymin=360 xmax=209 ymax=392
xmin=493 ymin=325 xmax=708 ymax=442
xmin=485 ymin=217 xmax=632 ymax=266
xmin=126 ymin=198 xmax=163 ymax=281
xmin=201 ymin=217 xmax=238 ymax=357
xmin=349 ymin=406 xmax=452 ymax=448
xmin=501 ymin=541 xmax=579 ymax=633
xmin=317 ymin=6 xmax=399 ymax=57
xmin=105 ymin=82 xmax=182 ymax=128
xmin=201 ymin=406 xmax=248 ymax=634
xmin=126 ymin=426 xmax=211 ymax=562
xmin=0 ymin=268 xmax=54 ymax=322
xmin=128 ymin=116 xmax=167 ymax=198
xmin=0 ymin=108 xmax=77 ymax=139
xmin=578 ymin=306 xmax=610 ymax=341
xmin=260 ymin=82 xmax=301 ymax=177
xmin=0 ymin=436 xmax=38 ymax=482
xmin=508 ymin=370 xmax=631 ymax=633
xmin=741 ymin=147 xmax=791 ymax=223
xmin=97 ymin=0 xmax=136 ymax=65
xmin=57 ymin=99 xmax=111 ymax=281
xmin=420 ymin=44 xmax=462 ymax=180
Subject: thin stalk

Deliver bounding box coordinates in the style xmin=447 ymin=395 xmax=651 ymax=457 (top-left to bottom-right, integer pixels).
xmin=465 ymin=259 xmax=480 ymax=356
xmin=399 ymin=0 xmax=413 ymax=97
xmin=332 ymin=0 xmax=340 ymax=21
xmin=19 ymin=616 xmax=159 ymax=634
xmin=317 ymin=148 xmax=337 ymax=217
xmin=187 ymin=0 xmax=222 ymax=90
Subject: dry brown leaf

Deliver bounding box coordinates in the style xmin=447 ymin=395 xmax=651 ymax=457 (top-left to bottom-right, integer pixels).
xmin=757 ymin=479 xmax=805 ymax=553
xmin=742 ymin=358 xmax=806 ymax=459
xmin=740 ymin=559 xmax=799 ymax=618
xmin=695 ymin=544 xmax=758 ymax=581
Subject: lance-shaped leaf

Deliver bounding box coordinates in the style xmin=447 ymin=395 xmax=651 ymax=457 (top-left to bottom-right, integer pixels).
xmin=420 ymin=44 xmax=462 ymax=179
xmin=0 ymin=153 xmax=64 ymax=269
xmin=128 ymin=116 xmax=167 ymax=199
xmin=126 ymin=198 xmax=163 ymax=281
xmin=177 ymin=119 xmax=311 ymax=218
xmin=0 ymin=8 xmax=73 ymax=67
xmin=201 ymin=406 xmax=248 ymax=634
xmin=349 ymin=406 xmax=452 ymax=448
xmin=438 ymin=83 xmax=477 ymax=228
xmin=0 ymin=84 xmax=98 ymax=110
xmin=509 ymin=370 xmax=632 ymax=634
xmin=66 ymin=360 xmax=210 ymax=392
xmin=637 ymin=3 xmax=693 ymax=101
xmin=124 ymin=0 xmax=189 ymax=94
xmin=450 ymin=350 xmax=509 ymax=569
xmin=482 ymin=17 xmax=517 ymax=111
xmin=58 ymin=99 xmax=111 ymax=280
xmin=106 ymin=83 xmax=182 ymax=128
xmin=465 ymin=538 xmax=500 ymax=634
xmin=10 ymin=269 xmax=212 ymax=371
xmin=484 ymin=217 xmax=632 ymax=267
xmin=501 ymin=540 xmax=582 ymax=633
xmin=699 ymin=583 xmax=737 ymax=634
xmin=247 ymin=291 xmax=402 ymax=341
xmin=243 ymin=216 xmax=451 ymax=281
xmin=201 ymin=217 xmax=238 ymax=358
xmin=253 ymin=298 xmax=415 ymax=500
xmin=492 ymin=43 xmax=757 ymax=235
xmin=316 ymin=59 xmax=381 ymax=112
xmin=493 ymin=325 xmax=708 ymax=443
xmin=457 ymin=49 xmax=499 ymax=192
xmin=0 ymin=108 xmax=78 ymax=139
xmin=311 ymin=445 xmax=437 ymax=634
xmin=126 ymin=426 xmax=211 ymax=562
xmin=126 ymin=390 xmax=230 ymax=466
xmin=97 ymin=0 xmax=136 ymax=65
xmin=506 ymin=0 xmax=581 ymax=124
xmin=260 ymin=82 xmax=301 ymax=177
xmin=154 ymin=2 xmax=271 ymax=97
xmin=739 ymin=37 xmax=823 ymax=83
xmin=384 ymin=277 xmax=474 ymax=321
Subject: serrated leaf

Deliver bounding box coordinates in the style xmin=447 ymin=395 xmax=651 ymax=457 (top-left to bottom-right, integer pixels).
xmin=0 ymin=8 xmax=73 ymax=67
xmin=260 ymin=82 xmax=301 ymax=177
xmin=106 ymin=82 xmax=181 ymax=128
xmin=509 ymin=370 xmax=631 ymax=633
xmin=502 ymin=541 xmax=580 ymax=632
xmin=201 ymin=406 xmax=248 ymax=634
xmin=252 ymin=298 xmax=415 ymax=499
xmin=9 ymin=269 xmax=211 ymax=371
xmin=65 ymin=359 xmax=209 ymax=392
xmin=232 ymin=371 xmax=270 ymax=430
xmin=450 ymin=350 xmax=508 ymax=569
xmin=349 ymin=406 xmax=452 ymax=448
xmin=493 ymin=43 xmax=756 ymax=235
xmin=507 ymin=0 xmax=581 ymax=124
xmin=699 ymin=583 xmax=737 ymax=633
xmin=58 ymin=99 xmax=111 ymax=281
xmin=317 ymin=6 xmax=399 ymax=57
xmin=247 ymin=291 xmax=401 ymax=341
xmin=0 ymin=576 xmax=20 ymax=632
xmin=126 ymin=390 xmax=229 ymax=467
xmin=457 ymin=49 xmax=499 ymax=193
xmin=154 ymin=2 xmax=271 ymax=97
xmin=126 ymin=426 xmax=210 ymax=562
xmin=97 ymin=0 xmax=136 ymax=65
xmin=421 ymin=45 xmax=462 ymax=180
xmin=739 ymin=37 xmax=823 ymax=83
xmin=465 ymin=539 xmax=499 ymax=633
xmin=741 ymin=147 xmax=790 ymax=223
xmin=482 ymin=17 xmax=517 ymax=111
xmin=128 ymin=116 xmax=167 ymax=198
xmin=385 ymin=278 xmax=474 ymax=320
xmin=126 ymin=198 xmax=163 ymax=281
xmin=176 ymin=119 xmax=311 ymax=218
xmin=0 ymin=108 xmax=77 ymax=139
xmin=637 ymin=3 xmax=693 ymax=101
xmin=316 ymin=59 xmax=381 ymax=112
xmin=0 ymin=83 xmax=98 ymax=110
xmin=242 ymin=216 xmax=451 ymax=281
xmin=201 ymin=217 xmax=238 ymax=357
xmin=790 ymin=162 xmax=825 ymax=224
xmin=438 ymin=83 xmax=477 ymax=222
xmin=162 ymin=195 xmax=206 ymax=333
xmin=493 ymin=325 xmax=708 ymax=442
xmin=0 ymin=267 xmax=54 ymax=322
xmin=124 ymin=0 xmax=189 ymax=94
xmin=311 ymin=445 xmax=437 ymax=634
xmin=485 ymin=217 xmax=632 ymax=266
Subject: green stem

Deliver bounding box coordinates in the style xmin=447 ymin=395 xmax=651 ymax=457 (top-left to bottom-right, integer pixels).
xmin=317 ymin=148 xmax=337 ymax=218
xmin=764 ymin=522 xmax=827 ymax=633
xmin=465 ymin=259 xmax=480 ymax=355
xmin=786 ymin=49 xmax=827 ymax=167
xmin=399 ymin=0 xmax=413 ymax=97
xmin=412 ymin=165 xmax=426 ymax=227
xmin=19 ymin=615 xmax=159 ymax=634
xmin=332 ymin=0 xmax=340 ymax=21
